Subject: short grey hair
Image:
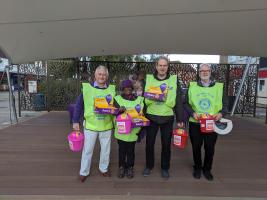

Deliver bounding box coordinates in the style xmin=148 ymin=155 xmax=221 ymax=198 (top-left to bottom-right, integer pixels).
xmin=95 ymin=65 xmax=109 ymax=76
xmin=199 ymin=63 xmax=211 ymax=71
xmin=156 ymin=56 xmax=169 ymax=65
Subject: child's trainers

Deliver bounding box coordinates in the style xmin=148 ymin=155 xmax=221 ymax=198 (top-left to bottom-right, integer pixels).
xmin=118 ymin=166 xmax=125 ymax=178
xmin=126 ymin=167 xmax=134 ymax=179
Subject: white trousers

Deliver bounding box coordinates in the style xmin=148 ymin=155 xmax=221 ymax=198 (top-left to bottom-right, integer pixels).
xmin=79 ymin=129 xmax=112 ymax=176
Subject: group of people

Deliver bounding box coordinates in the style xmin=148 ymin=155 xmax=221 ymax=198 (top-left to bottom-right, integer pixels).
xmin=72 ymin=56 xmax=228 ymax=182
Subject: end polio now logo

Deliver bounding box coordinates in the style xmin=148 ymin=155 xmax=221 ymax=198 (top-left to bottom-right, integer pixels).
xmin=198 ymin=98 xmax=211 ymax=110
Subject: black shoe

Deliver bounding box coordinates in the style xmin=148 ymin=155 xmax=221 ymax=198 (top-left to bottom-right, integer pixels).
xmin=193 ymin=169 xmax=201 ymax=179
xmin=143 ymin=168 xmax=151 ymax=177
xmin=79 ymin=175 xmax=88 ymax=182
xmin=126 ymin=167 xmax=134 ymax=179
xmin=100 ymin=170 xmax=111 ymax=177
xmin=203 ymin=171 xmax=214 ymax=181
xmin=117 ymin=167 xmax=125 ymax=179
xmin=161 ymin=169 xmax=169 ymax=179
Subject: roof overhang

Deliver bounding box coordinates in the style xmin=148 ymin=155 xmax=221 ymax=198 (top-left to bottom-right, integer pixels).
xmin=0 ymin=0 xmax=267 ymax=63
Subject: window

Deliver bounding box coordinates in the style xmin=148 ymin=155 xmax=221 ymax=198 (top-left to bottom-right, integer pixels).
xmin=259 ymin=80 xmax=265 ymax=91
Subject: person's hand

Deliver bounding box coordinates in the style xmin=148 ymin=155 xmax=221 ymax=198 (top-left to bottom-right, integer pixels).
xmin=177 ymin=122 xmax=184 ymax=128
xmin=73 ymin=123 xmax=80 ymax=131
xmin=214 ymin=113 xmax=222 ymax=121
xmin=193 ymin=112 xmax=198 ymax=120
xmin=119 ymin=106 xmax=126 ymax=112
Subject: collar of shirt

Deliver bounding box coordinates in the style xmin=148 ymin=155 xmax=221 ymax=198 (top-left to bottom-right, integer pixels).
xmin=93 ymin=81 xmax=107 ymax=88
xmin=201 ymin=80 xmax=211 ymax=87
xmin=153 ymin=72 xmax=170 ymax=81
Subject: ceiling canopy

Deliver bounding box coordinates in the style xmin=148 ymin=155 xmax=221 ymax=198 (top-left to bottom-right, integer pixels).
xmin=0 ymin=0 xmax=267 ymax=63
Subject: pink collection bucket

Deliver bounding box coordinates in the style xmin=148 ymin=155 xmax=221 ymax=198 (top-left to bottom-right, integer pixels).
xmin=68 ymin=131 xmax=84 ymax=152
xmin=116 ymin=114 xmax=132 ymax=134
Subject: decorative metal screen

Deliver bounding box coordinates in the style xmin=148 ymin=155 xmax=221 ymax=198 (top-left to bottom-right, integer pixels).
xmin=18 ymin=62 xmax=46 ymax=113
xmin=228 ymin=64 xmax=258 ymax=114
xmin=18 ymin=60 xmax=258 ymax=115
xmin=46 ymin=60 xmax=79 ymax=111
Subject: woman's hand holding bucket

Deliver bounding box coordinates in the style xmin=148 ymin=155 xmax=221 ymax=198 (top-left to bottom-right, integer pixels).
xmin=118 ymin=106 xmax=126 ymax=113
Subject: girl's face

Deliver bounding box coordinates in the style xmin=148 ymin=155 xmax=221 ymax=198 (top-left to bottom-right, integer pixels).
xmin=123 ymin=87 xmax=133 ymax=95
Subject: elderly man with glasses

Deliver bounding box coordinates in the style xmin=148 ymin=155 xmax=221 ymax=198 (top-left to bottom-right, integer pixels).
xmin=184 ymin=63 xmax=228 ymax=181
xmin=73 ymin=65 xmax=115 ymax=182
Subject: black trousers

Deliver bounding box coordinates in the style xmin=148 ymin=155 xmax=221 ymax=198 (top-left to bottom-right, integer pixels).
xmin=117 ymin=140 xmax=136 ymax=168
xmin=189 ymin=122 xmax=218 ymax=172
xmin=145 ymin=120 xmax=173 ymax=170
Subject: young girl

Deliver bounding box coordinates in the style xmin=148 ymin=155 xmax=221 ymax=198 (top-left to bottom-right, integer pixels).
xmin=114 ymin=79 xmax=144 ymax=178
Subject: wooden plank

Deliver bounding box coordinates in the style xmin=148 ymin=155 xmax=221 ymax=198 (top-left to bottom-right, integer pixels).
xmin=0 ymin=112 xmax=267 ymax=197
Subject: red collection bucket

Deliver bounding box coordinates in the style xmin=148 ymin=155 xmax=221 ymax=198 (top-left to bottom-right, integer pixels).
xmin=173 ymin=128 xmax=188 ymax=149
xmin=198 ymin=115 xmax=215 ymax=133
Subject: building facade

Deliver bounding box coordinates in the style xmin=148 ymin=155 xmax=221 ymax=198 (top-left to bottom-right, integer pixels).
xmin=0 ymin=58 xmax=18 ymax=91
xmin=258 ymin=57 xmax=267 ymax=104
xmin=227 ymin=56 xmax=259 ymax=65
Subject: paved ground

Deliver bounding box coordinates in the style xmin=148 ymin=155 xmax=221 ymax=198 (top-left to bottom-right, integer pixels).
xmin=0 ymin=111 xmax=267 ymax=199
xmin=0 ymin=91 xmax=45 ymax=129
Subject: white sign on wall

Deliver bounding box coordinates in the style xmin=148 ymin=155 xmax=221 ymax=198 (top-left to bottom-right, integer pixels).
xmin=28 ymin=80 xmax=37 ymax=93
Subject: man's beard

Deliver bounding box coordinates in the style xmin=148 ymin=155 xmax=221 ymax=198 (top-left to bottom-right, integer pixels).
xmin=200 ymin=75 xmax=210 ymax=81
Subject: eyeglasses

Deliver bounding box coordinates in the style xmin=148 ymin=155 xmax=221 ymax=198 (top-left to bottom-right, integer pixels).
xmin=199 ymin=70 xmax=211 ymax=73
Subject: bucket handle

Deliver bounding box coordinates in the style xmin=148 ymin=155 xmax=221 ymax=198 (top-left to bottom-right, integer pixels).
xmin=119 ymin=112 xmax=132 ymax=119
xmin=72 ymin=130 xmax=81 ymax=137
xmin=196 ymin=113 xmax=215 ymax=120
xmin=173 ymin=128 xmax=187 ymax=135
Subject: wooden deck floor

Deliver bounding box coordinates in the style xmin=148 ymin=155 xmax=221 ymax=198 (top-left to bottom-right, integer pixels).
xmin=0 ymin=112 xmax=267 ymax=198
